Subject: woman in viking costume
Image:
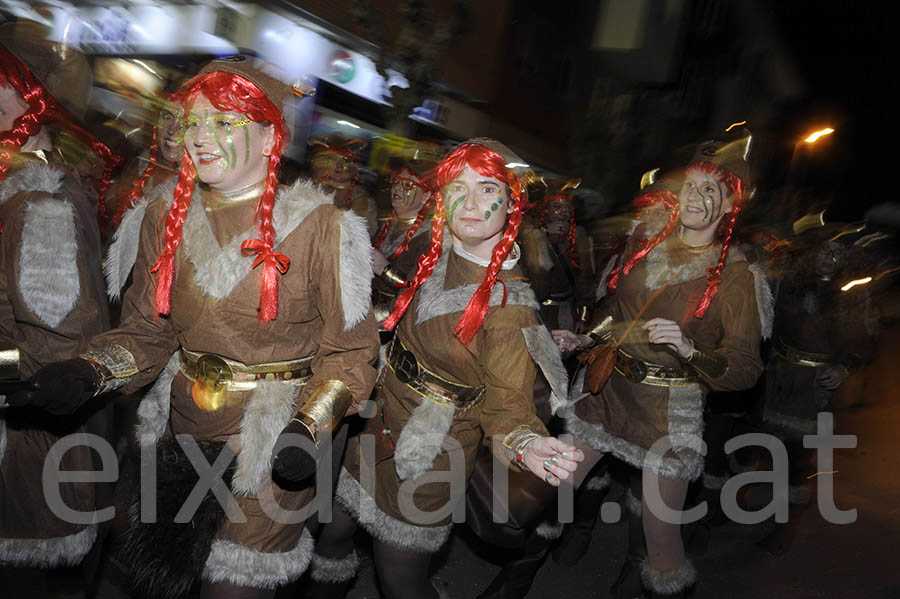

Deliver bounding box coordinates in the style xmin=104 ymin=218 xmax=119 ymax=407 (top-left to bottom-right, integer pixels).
xmin=304 ymin=139 xmax=583 ymax=599
xmin=0 ymin=21 xmax=121 ymax=597
xmin=520 ymin=178 xmax=596 ymax=332
xmin=553 ymin=135 xmax=772 ymax=598
xmin=370 ymin=154 xmax=436 ymax=322
xmin=310 ymin=136 xmax=378 ymax=237
xmin=6 ymin=56 xmax=380 ymax=599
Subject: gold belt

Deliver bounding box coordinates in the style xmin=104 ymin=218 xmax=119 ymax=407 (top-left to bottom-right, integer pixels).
xmin=178 ymin=349 xmax=314 ymax=411
xmin=774 ymin=339 xmax=833 ymax=367
xmin=615 ymin=347 xmax=699 ymax=387
xmin=387 ymin=337 xmax=485 ymax=411
xmin=541 ymin=291 xmax=574 ymax=306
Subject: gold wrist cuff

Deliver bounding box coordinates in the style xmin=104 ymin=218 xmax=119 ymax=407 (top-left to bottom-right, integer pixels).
xmin=380 ymin=265 xmax=407 ymax=288
xmin=81 ymin=344 xmax=139 ymax=394
xmin=291 ymin=415 xmax=319 ymax=448
xmin=502 ymin=425 xmax=542 ymax=471
xmin=0 ymin=348 xmax=20 ymax=380
xmin=298 ymin=379 xmax=353 ymax=442
xmin=588 ymin=315 xmax=614 ymax=343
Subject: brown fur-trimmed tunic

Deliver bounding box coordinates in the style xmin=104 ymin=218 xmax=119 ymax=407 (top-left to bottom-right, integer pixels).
xmin=566 ymin=234 xmax=768 ymax=480
xmin=339 ymin=246 xmax=569 ymax=552
xmin=0 ymin=158 xmax=111 ymax=567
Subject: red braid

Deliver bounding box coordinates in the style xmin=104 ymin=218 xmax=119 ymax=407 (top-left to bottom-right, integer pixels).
xmin=150 ymin=155 xmax=194 ymax=315
xmin=114 ymin=129 xmax=159 ymax=225
xmin=151 ymin=71 xmax=288 ymax=320
xmin=694 ymin=203 xmax=740 ymax=318
xmin=389 ymin=203 xmax=430 ymax=260
xmin=1 ymin=46 xmax=121 ymax=226
xmin=606 ymin=190 xmax=681 ymax=292
xmin=381 ymin=197 xmax=446 ymax=331
xmin=372 ymin=210 xmax=395 ymax=250
xmin=383 ymin=142 xmax=526 ymax=344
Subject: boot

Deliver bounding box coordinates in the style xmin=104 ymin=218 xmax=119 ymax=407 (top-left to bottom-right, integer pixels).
xmin=609 ymin=488 xmax=646 ymax=599
xmin=477 ymin=530 xmax=551 ymax=599
xmin=303 ymin=552 xmax=359 ymax=599
xmin=552 ymin=472 xmax=611 ymax=565
xmin=609 ymin=559 xmax=643 ymax=599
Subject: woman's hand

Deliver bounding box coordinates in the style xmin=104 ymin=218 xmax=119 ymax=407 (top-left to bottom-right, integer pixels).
xmin=522 ymin=436 xmax=584 ymax=487
xmin=817 ymin=365 xmax=849 ymax=390
xmin=644 ymin=318 xmax=693 ymax=360
xmin=551 ymin=329 xmax=592 ymax=352
xmin=372 ymin=248 xmax=389 ymax=276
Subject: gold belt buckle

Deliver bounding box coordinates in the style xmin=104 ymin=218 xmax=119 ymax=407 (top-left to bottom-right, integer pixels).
xmin=191 ymin=354 xmax=235 ymax=412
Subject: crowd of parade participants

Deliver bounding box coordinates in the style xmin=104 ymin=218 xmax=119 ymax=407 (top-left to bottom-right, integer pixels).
xmin=1 ymin=19 xmax=891 ymax=599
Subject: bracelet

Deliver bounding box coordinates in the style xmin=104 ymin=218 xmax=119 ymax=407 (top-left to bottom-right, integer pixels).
xmin=291 ymin=414 xmax=319 ymax=448
xmin=514 ymin=436 xmax=538 ymax=469
xmin=381 ymin=265 xmax=407 ymax=288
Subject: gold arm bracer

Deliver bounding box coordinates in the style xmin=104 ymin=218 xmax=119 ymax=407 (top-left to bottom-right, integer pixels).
xmin=502 ymin=425 xmax=543 ymax=471
xmin=588 ymin=315 xmax=614 ymax=343
xmin=81 ymin=344 xmax=139 ymax=394
xmin=687 ymin=341 xmax=728 ymax=379
xmin=380 ymin=265 xmax=408 ymax=288
xmin=297 ymin=379 xmax=353 ymax=443
xmin=0 ymin=347 xmax=20 ymax=380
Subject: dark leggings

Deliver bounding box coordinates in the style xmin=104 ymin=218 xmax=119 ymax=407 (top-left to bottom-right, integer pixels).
xmin=0 ymin=565 xmax=47 ymax=598
xmin=316 ymin=503 xmax=438 ymax=599
xmin=199 ymin=582 xmax=276 ymax=599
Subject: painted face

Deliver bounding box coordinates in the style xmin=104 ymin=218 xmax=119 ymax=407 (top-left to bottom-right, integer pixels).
xmin=156 ymin=102 xmax=184 ymax=166
xmin=0 ymin=83 xmax=29 ymax=134
xmin=390 ymin=168 xmax=430 ymax=218
xmin=546 ymin=197 xmax=572 ymax=224
xmin=311 ymin=151 xmax=355 ymax=188
xmin=678 ymin=167 xmax=732 ymax=232
xmin=445 ymin=165 xmax=512 ymax=256
xmin=183 ymin=94 xmax=274 ymax=192
xmin=814 ymin=241 xmax=843 ymax=277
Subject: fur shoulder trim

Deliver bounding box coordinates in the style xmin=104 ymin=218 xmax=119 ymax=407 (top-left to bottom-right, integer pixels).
xmin=18 ymin=196 xmax=80 ymax=328
xmin=596 ymin=254 xmax=618 ymax=301
xmin=182 ymin=178 xmax=331 ymax=301
xmin=521 ymin=325 xmax=569 ymax=414
xmin=415 ymin=247 xmax=539 ymax=325
xmin=338 ymin=210 xmax=374 ymax=330
xmin=643 ymin=241 xmax=747 ymax=291
xmin=748 ymin=262 xmax=774 ymax=340
xmin=104 ymin=179 xmax=176 ymax=301
xmin=0 ymin=161 xmax=64 ymax=205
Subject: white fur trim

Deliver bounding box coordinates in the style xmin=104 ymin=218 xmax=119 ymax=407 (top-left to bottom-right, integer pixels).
xmin=202 ymin=526 xmax=314 ymax=589
xmin=640 ymin=559 xmax=697 ymax=595
xmin=0 ymin=162 xmax=63 ymax=205
xmin=521 ymin=325 xmax=569 ymax=415
xmin=623 ymin=488 xmax=642 ymax=517
xmin=748 ymin=263 xmax=774 ymax=340
xmin=584 ymin=471 xmax=611 ymax=492
xmin=309 ymin=550 xmax=360 ymax=583
xmin=18 ymin=197 xmax=80 ymax=328
xmin=564 ymin=384 xmax=705 ymax=481
xmin=105 ymin=197 xmax=149 ymax=301
xmin=0 ymin=524 xmax=97 ymax=568
xmin=381 ymin=216 xmax=431 ymax=258
xmin=338 ymin=210 xmax=374 ymax=330
xmin=232 ymin=379 xmax=299 ymax=496
xmin=643 ymin=242 xmax=746 ymax=291
xmin=535 ymin=520 xmax=564 ymax=540
xmin=415 ymin=242 xmax=538 ymax=326
xmin=335 ymin=467 xmax=452 ymax=553
xmin=452 ymin=242 xmax=521 ymax=270
xmin=134 ymin=352 xmax=179 ymax=447
xmin=393 ymin=399 xmax=456 ymax=481
xmin=182 ymin=179 xmax=331 ymax=301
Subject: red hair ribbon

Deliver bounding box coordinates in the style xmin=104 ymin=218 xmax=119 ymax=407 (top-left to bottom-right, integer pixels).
xmin=241 ymin=238 xmax=291 ymax=273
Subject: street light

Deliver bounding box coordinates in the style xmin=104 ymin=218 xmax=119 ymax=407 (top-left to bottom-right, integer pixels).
xmin=804 ymin=127 xmax=834 ymax=144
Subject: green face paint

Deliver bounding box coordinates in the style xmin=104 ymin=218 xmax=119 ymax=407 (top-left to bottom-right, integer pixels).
xmin=447 ymin=194 xmax=466 ymax=220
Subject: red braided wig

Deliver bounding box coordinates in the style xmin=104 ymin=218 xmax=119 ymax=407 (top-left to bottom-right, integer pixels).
xmin=540 ymin=193 xmax=581 ymax=270
xmin=606 ymin=162 xmax=745 ymax=319
xmin=0 ymin=45 xmax=121 ymax=226
xmin=151 ymin=71 xmax=288 ymax=321
xmin=382 ymin=142 xmax=526 ymax=344
xmin=313 ymin=146 xmax=359 ymax=208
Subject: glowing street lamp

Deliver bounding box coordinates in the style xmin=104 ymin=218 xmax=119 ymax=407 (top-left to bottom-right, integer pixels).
xmin=804 ymin=127 xmax=834 ymax=144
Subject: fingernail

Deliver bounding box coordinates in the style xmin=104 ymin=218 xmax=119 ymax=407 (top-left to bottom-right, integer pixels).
xmin=546 ymin=473 xmax=554 ymax=480
xmin=551 ymin=456 xmax=559 ymax=464
xmin=562 ymin=452 xmax=569 ymax=458
xmin=544 ymin=460 xmax=552 ymax=468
